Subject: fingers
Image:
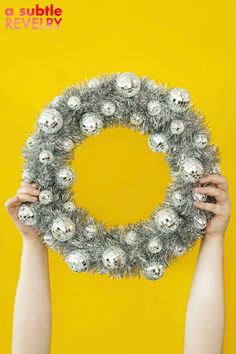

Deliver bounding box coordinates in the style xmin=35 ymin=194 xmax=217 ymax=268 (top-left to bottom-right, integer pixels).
xmin=199 ymin=175 xmax=228 ymax=192
xmin=17 ymin=182 xmax=40 ymax=203
xmin=4 ymin=195 xmax=21 ymax=210
xmin=17 ymin=186 xmax=40 ymax=197
xmin=193 ymin=200 xmax=220 ymax=214
xmin=193 ymin=186 xmax=226 ymax=203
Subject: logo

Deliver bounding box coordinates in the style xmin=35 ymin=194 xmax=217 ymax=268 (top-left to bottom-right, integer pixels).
xmin=4 ymin=4 xmax=63 ymax=30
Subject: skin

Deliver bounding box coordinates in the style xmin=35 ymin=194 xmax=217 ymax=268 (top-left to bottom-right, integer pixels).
xmin=5 ymin=175 xmax=231 ymax=354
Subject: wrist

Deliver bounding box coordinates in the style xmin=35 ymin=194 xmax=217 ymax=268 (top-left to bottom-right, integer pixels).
xmin=203 ymin=233 xmax=225 ymax=246
xmin=22 ymin=235 xmax=46 ymax=248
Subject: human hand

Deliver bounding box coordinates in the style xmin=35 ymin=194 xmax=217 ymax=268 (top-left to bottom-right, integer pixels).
xmin=193 ymin=175 xmax=231 ymax=239
xmin=5 ymin=182 xmax=41 ymax=240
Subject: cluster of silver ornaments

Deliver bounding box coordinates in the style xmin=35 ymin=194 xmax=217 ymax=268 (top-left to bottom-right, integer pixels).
xmin=19 ymin=72 xmax=220 ymax=281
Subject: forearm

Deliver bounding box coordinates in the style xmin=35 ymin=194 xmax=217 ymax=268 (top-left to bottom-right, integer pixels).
xmin=184 ymin=235 xmax=225 ymax=354
xmin=12 ymin=237 xmax=52 ymax=354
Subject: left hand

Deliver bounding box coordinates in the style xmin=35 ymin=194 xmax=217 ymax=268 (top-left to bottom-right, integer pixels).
xmin=193 ymin=174 xmax=231 ymax=239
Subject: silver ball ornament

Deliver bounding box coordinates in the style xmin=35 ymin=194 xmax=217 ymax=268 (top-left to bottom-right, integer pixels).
xmin=148 ymin=134 xmax=169 ymax=153
xmin=63 ymin=201 xmax=76 ymax=212
xmin=180 ymin=157 xmax=204 ymax=182
xmin=62 ymin=138 xmax=74 ymax=152
xmin=124 ymin=230 xmax=138 ymax=246
xmin=39 ymin=190 xmax=53 ymax=205
xmin=26 ymin=136 xmax=37 ymax=150
xmin=193 ymin=132 xmax=208 ymax=149
xmin=173 ymin=245 xmax=186 ymax=256
xmin=22 ymin=170 xmax=34 ymax=183
xmin=43 ymin=234 xmax=56 ymax=249
xmin=51 ymin=216 xmax=75 ymax=241
xmin=102 ymin=246 xmax=126 ymax=270
xmin=143 ymin=263 xmax=164 ymax=280
xmin=101 ymin=101 xmax=116 ymax=116
xmin=147 ymin=100 xmax=161 ymax=116
xmin=83 ymin=224 xmax=98 ymax=240
xmin=147 ymin=237 xmax=163 ymax=254
xmin=67 ymin=96 xmax=81 ymax=110
xmin=172 ymin=190 xmax=185 ymax=206
xmin=38 ymin=108 xmax=63 ymax=134
xmin=66 ymin=250 xmax=90 ymax=272
xmin=18 ymin=204 xmax=36 ymax=226
xmin=80 ymin=113 xmax=103 ymax=135
xmin=39 ymin=150 xmax=54 ymax=164
xmin=193 ymin=214 xmax=207 ymax=230
xmin=130 ymin=113 xmax=144 ymax=125
xmin=154 ymin=208 xmax=179 ymax=233
xmin=192 ymin=191 xmax=207 ymax=202
xmin=115 ymin=72 xmax=141 ymax=98
xmin=167 ymin=88 xmax=190 ymax=112
xmin=57 ymin=167 xmax=75 ymax=188
xmin=170 ymin=120 xmax=185 ymax=134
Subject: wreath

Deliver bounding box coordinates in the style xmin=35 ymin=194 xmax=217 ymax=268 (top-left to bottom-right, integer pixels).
xmin=18 ymin=72 xmax=221 ymax=281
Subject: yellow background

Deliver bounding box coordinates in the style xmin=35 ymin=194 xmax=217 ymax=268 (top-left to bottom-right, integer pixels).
xmin=0 ymin=0 xmax=235 ymax=353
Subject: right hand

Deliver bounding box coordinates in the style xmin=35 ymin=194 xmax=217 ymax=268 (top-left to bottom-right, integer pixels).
xmin=5 ymin=182 xmax=40 ymax=240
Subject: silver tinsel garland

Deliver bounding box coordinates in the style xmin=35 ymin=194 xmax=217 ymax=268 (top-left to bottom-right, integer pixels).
xmin=18 ymin=72 xmax=221 ymax=281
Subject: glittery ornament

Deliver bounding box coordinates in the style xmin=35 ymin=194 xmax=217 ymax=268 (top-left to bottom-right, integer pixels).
xmin=51 ymin=217 xmax=75 ymax=241
xmin=143 ymin=263 xmax=164 ymax=280
xmin=147 ymin=100 xmax=161 ymax=116
xmin=83 ymin=224 xmax=98 ymax=240
xmin=22 ymin=170 xmax=34 ymax=183
xmin=63 ymin=201 xmax=76 ymax=212
xmin=39 ymin=190 xmax=53 ymax=205
xmin=147 ymin=237 xmax=163 ymax=254
xmin=18 ymin=204 xmax=36 ymax=226
xmin=167 ymin=88 xmax=190 ymax=112
xmin=101 ymin=101 xmax=116 ymax=116
xmin=170 ymin=120 xmax=185 ymax=135
xmin=173 ymin=245 xmax=186 ymax=256
xmin=130 ymin=113 xmax=144 ymax=125
xmin=56 ymin=167 xmax=75 ymax=188
xmin=102 ymin=246 xmax=126 ymax=270
xmin=115 ymin=72 xmax=141 ymax=97
xmin=26 ymin=136 xmax=37 ymax=150
xmin=66 ymin=250 xmax=90 ymax=272
xmin=87 ymin=78 xmax=100 ymax=89
xmin=124 ymin=230 xmax=138 ymax=246
xmin=172 ymin=190 xmax=185 ymax=206
xmin=38 ymin=108 xmax=63 ymax=134
xmin=193 ymin=214 xmax=207 ymax=229
xmin=192 ymin=191 xmax=207 ymax=202
xmin=43 ymin=234 xmax=55 ymax=248
xmin=80 ymin=113 xmax=103 ymax=135
xmin=180 ymin=157 xmax=204 ymax=182
xmin=154 ymin=208 xmax=179 ymax=233
xmin=148 ymin=134 xmax=169 ymax=153
xmin=39 ymin=150 xmax=54 ymax=164
xmin=67 ymin=96 xmax=81 ymax=110
xmin=62 ymin=138 xmax=74 ymax=152
xmin=193 ymin=132 xmax=208 ymax=149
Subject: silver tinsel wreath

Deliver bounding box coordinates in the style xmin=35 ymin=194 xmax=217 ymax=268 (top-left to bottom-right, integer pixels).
xmin=18 ymin=72 xmax=221 ymax=281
